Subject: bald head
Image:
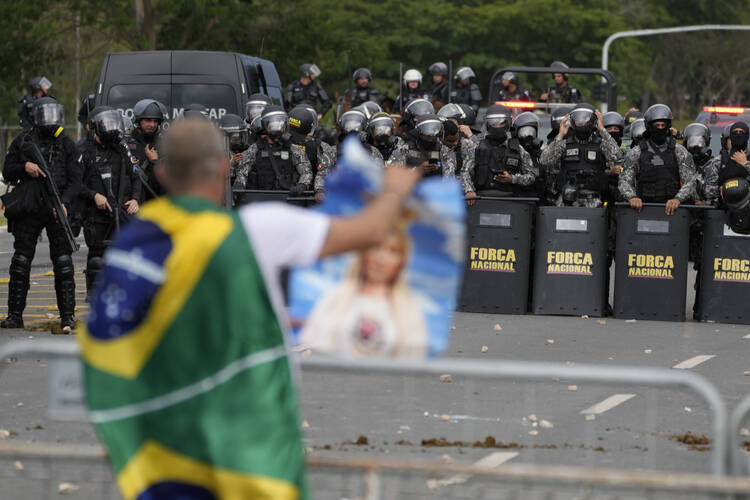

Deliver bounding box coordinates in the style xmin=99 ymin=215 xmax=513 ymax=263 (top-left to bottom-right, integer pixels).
xmin=157 ymin=118 xmax=227 ymax=197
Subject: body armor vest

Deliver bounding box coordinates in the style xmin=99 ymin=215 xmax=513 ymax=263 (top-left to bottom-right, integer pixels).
xmin=637 ymin=138 xmax=680 ymax=203
xmin=718 ymin=149 xmax=750 ymax=186
xmin=557 ymin=135 xmax=607 ymax=195
xmin=253 ymin=141 xmax=295 ymax=190
xmin=475 ymin=137 xmax=522 ymax=193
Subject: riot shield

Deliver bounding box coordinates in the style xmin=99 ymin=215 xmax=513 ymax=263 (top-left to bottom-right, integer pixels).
xmin=458 ymin=198 xmax=535 ymax=314
xmin=696 ymin=209 xmax=750 ymax=324
xmin=613 ymin=204 xmax=690 ymax=321
xmin=532 ymin=206 xmax=608 ymax=317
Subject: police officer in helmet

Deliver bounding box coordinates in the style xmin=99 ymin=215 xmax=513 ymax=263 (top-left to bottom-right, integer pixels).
xmin=349 ymin=68 xmax=383 ymax=107
xmin=463 ymin=104 xmax=536 ymax=199
xmin=394 ymin=69 xmax=429 ymax=112
xmin=245 ymin=94 xmax=272 ymax=123
xmin=438 ymin=103 xmax=477 ymax=196
xmin=540 ymin=61 xmax=582 ymax=104
xmin=2 ymin=97 xmax=81 ymax=331
xmin=497 ymin=72 xmax=531 ymax=102
xmin=127 ymin=98 xmax=168 ymax=201
xmin=232 ymin=105 xmax=312 ymax=199
xmin=450 ymin=67 xmax=482 ymax=115
xmin=428 ymin=62 xmax=450 ymax=106
xmin=368 ymin=112 xmax=405 ymax=166
xmin=619 ymin=104 xmax=697 ymax=215
xmin=512 ymin=112 xmax=544 ymax=197
xmin=79 ymin=107 xmax=140 ymax=297
xmin=18 ymin=76 xmax=53 ymax=131
xmin=628 ymin=118 xmax=646 ymax=147
xmin=683 ymin=123 xmax=713 ymax=198
xmin=285 ymin=63 xmax=332 ymax=120
xmin=219 ymin=113 xmax=251 ymax=185
xmin=540 ymin=103 xmax=621 ymax=208
xmin=702 ymin=121 xmax=750 ymax=207
xmin=287 ymin=104 xmax=336 ymax=202
xmin=721 ymin=177 xmax=750 ymax=234
xmin=399 ymin=98 xmax=434 ymax=136
xmin=401 ymin=114 xmax=451 ymax=177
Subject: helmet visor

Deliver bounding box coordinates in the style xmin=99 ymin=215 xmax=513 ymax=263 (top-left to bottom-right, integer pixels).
xmin=245 ymin=102 xmax=267 ymax=120
xmin=95 ymin=110 xmax=123 ymax=134
xmin=309 ymin=64 xmax=321 ymax=77
xmin=34 ymin=103 xmax=64 ymax=127
xmin=686 ymin=135 xmax=706 ymax=150
xmin=263 ymin=114 xmax=287 ymax=134
xmin=570 ymin=109 xmax=594 ymax=127
xmin=485 ymin=114 xmax=510 ymax=128
xmin=517 ymin=125 xmax=537 ymax=140
xmin=370 ymin=124 xmax=392 ymax=138
xmin=341 ymin=117 xmax=364 ymax=134
xmin=416 ymin=119 xmax=443 ymax=138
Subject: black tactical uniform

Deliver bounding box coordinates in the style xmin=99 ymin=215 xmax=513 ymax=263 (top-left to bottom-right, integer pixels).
xmin=18 ymin=77 xmax=53 ymax=131
xmin=349 ymin=68 xmax=382 ymax=107
xmin=428 ymin=62 xmax=450 ymax=105
xmin=79 ymin=109 xmax=140 ymax=294
xmin=285 ymin=64 xmax=331 ymax=117
xmin=450 ymin=67 xmax=482 ymax=115
xmin=127 ymin=99 xmax=168 ymax=202
xmin=2 ymin=98 xmax=81 ymax=330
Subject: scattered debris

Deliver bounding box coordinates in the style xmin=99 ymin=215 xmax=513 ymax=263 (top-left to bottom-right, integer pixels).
xmin=493 ymin=324 xmax=502 ymax=331
xmin=581 ymin=315 xmax=589 ymax=319
xmin=528 ymin=430 xmax=539 ymax=436
xmin=441 ymin=454 xmax=453 ymax=464
xmin=394 ymin=439 xmax=412 ymax=446
xmin=540 ymin=419 xmax=554 ymax=429
xmin=568 ymin=385 xmax=579 ymax=392
xmin=0 ymin=429 xmax=9 ymax=439
xmin=25 ymin=424 xmax=43 ymax=431
xmin=684 ymin=407 xmax=692 ymax=412
xmin=625 ymin=319 xmax=637 ymax=323
xmin=439 ymin=374 xmax=453 ymax=383
xmin=597 ymin=320 xmax=606 ymax=325
xmin=644 ymin=349 xmax=652 ymax=354
xmin=58 ymin=482 xmax=79 ymax=495
xmin=13 ymin=460 xmax=23 ymax=471
xmin=481 ymin=345 xmax=489 ymax=353
xmin=669 ymin=432 xmax=710 ymax=451
xmin=16 ymin=402 xmax=23 ymax=407
xmin=546 ymin=339 xmax=555 ymax=345
xmin=585 ymin=414 xmax=596 ymax=421
xmin=528 ymin=414 xmax=538 ymax=422
xmin=441 ymin=414 xmax=451 ymax=421
xmin=354 ymin=435 xmax=369 ymax=445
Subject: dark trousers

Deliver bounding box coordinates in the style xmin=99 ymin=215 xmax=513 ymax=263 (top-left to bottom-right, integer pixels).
xmin=83 ymin=219 xmax=114 ymax=294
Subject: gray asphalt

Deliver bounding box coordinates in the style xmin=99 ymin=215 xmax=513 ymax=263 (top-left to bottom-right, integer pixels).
xmin=0 ymin=228 xmax=748 ymax=499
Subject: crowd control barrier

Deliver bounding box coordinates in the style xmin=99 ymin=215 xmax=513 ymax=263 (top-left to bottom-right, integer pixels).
xmin=531 ymin=206 xmax=608 ymax=317
xmin=459 ymin=197 xmax=535 ymax=314
xmin=614 ymin=203 xmax=690 ymax=321
xmin=696 ymin=209 xmax=750 ymax=325
xmin=231 ymin=188 xmax=315 ymax=207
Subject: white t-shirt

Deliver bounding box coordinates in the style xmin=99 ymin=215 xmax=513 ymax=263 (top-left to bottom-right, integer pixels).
xmin=239 ymin=202 xmax=330 ymax=329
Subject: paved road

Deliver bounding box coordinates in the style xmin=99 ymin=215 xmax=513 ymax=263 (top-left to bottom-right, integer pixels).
xmin=0 ymin=228 xmax=748 ymax=499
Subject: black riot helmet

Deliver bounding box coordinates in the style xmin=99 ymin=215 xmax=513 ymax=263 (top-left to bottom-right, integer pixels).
xmin=28 ymin=76 xmax=52 ymax=94
xmin=437 ymin=103 xmax=466 ymax=123
xmin=92 ymin=107 xmax=124 ymax=145
xmin=299 ymin=63 xmax=321 ymax=78
xmin=629 ymin=118 xmax=646 ymax=145
xmin=603 ymin=111 xmax=625 ymax=145
xmin=260 ymin=105 xmax=288 ymax=140
xmin=550 ymin=105 xmax=573 ymax=135
xmin=683 ymin=123 xmax=711 ymax=157
xmin=457 ymin=104 xmax=476 ymax=126
xmin=183 ymin=103 xmax=209 ymax=120
xmin=550 ymin=61 xmax=569 ymax=80
xmin=429 ymin=62 xmax=448 ymax=76
xmin=353 ymin=101 xmax=382 ymax=120
xmin=368 ymin=112 xmax=396 ymax=148
xmin=133 ymin=99 xmax=167 ymax=125
xmin=245 ymin=94 xmax=272 ymax=124
xmin=415 ymin=114 xmax=443 ymax=149
xmin=569 ymin=103 xmax=596 ymax=140
xmin=352 ymin=68 xmax=372 ymax=82
xmin=512 ymin=111 xmax=540 ymax=147
xmin=721 ymin=123 xmax=732 ymax=151
xmin=403 ymin=98 xmax=434 ymax=127
xmin=501 ymin=71 xmax=519 ymax=85
xmin=723 ymin=178 xmax=750 ymax=211
xmin=454 ymin=66 xmax=476 ymax=82
xmin=32 ymin=97 xmax=65 ymax=137
xmin=218 ymin=113 xmax=250 ymax=153
xmin=249 ymin=115 xmax=263 ymax=136
xmin=644 ymin=103 xmax=673 ymax=145
xmin=484 ymin=104 xmax=512 ymax=141
xmin=288 ymin=104 xmax=318 ymax=141
xmin=338 ymin=109 xmax=368 ymax=135
xmin=624 ymin=109 xmax=643 ymax=125
xmin=77 ymin=94 xmax=96 ymax=127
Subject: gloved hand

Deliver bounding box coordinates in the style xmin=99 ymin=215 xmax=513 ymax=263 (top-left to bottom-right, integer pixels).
xmin=289 ymin=183 xmax=306 ymax=196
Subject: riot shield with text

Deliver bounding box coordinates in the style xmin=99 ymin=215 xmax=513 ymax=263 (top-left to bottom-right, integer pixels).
xmin=614 ymin=204 xmax=690 ymax=321
xmin=532 ymin=206 xmax=608 ymax=317
xmin=459 ymin=198 xmax=534 ymax=314
xmin=696 ymin=209 xmax=750 ymax=324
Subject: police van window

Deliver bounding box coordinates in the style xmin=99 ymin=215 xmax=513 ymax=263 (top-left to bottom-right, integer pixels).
xmin=172 ymin=84 xmax=237 ymax=120
xmin=266 ymin=86 xmax=283 ymax=106
xmin=107 ymin=85 xmax=170 ymax=122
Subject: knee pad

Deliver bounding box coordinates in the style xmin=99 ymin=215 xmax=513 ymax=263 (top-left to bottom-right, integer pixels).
xmin=53 ymin=254 xmax=74 ymax=279
xmin=9 ymin=254 xmax=31 ymax=279
xmin=86 ymin=256 xmax=103 ymax=275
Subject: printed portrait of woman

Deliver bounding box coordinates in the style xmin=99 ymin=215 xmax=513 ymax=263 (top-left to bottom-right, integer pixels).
xmin=298 ymin=220 xmax=428 ymax=358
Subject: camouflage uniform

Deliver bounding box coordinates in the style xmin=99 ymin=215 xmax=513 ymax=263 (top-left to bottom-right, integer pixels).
xmin=232 ymin=141 xmax=312 ymax=190
xmin=460 ymin=140 xmax=536 ymax=194
xmin=619 ymin=140 xmax=697 ymax=203
xmin=540 ymin=129 xmax=621 ymax=208
xmin=314 ymin=143 xmax=383 ymax=193
xmin=442 ymin=138 xmax=477 ymax=191
xmin=701 ymin=154 xmax=750 ymax=206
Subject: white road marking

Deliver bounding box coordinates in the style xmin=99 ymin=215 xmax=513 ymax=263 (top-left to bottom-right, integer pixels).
xmin=672 ymin=355 xmax=715 ymax=370
xmin=430 ymin=413 xmax=501 ymax=423
xmin=743 ymin=333 xmax=750 ymax=339
xmin=581 ymin=394 xmax=636 ymax=415
xmin=427 ymin=451 xmax=518 ymax=490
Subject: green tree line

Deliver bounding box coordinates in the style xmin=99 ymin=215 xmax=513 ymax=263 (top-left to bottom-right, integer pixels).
xmin=1 ymin=0 xmax=749 ymax=135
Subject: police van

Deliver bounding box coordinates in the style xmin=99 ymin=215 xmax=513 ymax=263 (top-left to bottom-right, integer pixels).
xmin=94 ymin=50 xmax=284 ymax=122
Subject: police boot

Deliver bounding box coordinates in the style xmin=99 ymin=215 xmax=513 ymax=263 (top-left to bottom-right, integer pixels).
xmin=1 ymin=254 xmax=31 ymax=329
xmin=85 ymin=256 xmax=103 ymax=302
xmin=53 ymin=255 xmax=76 ymax=334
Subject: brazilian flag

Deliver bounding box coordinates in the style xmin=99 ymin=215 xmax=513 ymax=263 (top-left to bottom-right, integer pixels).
xmin=77 ymin=196 xmax=307 ymax=500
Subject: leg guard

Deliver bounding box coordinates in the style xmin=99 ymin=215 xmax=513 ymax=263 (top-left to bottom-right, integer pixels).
xmin=53 ymin=254 xmax=76 ymax=318
xmin=7 ymin=253 xmax=31 ymax=316
xmin=85 ymin=255 xmax=103 ymax=297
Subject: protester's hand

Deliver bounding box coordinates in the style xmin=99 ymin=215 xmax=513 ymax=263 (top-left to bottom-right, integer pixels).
xmin=24 ymin=161 xmax=45 ymax=178
xmin=458 ymin=125 xmax=473 ymax=138
xmin=732 ymin=150 xmax=747 ymax=166
xmin=595 ymin=109 xmax=605 ymax=131
xmin=422 ymin=162 xmax=440 ymax=174
xmin=465 ymin=191 xmax=477 ymax=206
xmin=145 ymin=144 xmax=158 ymax=162
xmin=494 ymin=171 xmax=513 ymax=184
xmin=629 ymin=196 xmax=643 ymax=211
xmin=558 ymin=115 xmax=570 ymax=139
xmin=94 ymin=193 xmax=112 ymax=212
xmin=124 ymin=199 xmax=139 ymax=214
xmin=382 ymin=163 xmax=421 ymax=199
xmin=314 ymin=191 xmax=325 ymax=203
xmin=665 ymin=198 xmax=680 ymax=215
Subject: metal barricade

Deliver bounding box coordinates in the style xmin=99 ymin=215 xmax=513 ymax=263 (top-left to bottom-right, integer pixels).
xmin=730 ymin=393 xmax=750 ymax=476
xmin=531 ymin=206 xmax=608 ymax=317
xmin=231 ymin=188 xmax=315 ymax=207
xmin=696 ymin=209 xmax=750 ymax=324
xmin=458 ymin=197 xmax=535 ymax=314
xmin=614 ymin=203 xmax=691 ymax=321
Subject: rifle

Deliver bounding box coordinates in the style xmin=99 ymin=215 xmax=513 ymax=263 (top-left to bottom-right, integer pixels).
xmin=23 ymin=138 xmax=80 ymax=252
xmin=448 ymin=59 xmax=453 ymax=104
xmin=119 ymin=139 xmax=159 ymax=199
xmin=399 ymin=62 xmax=404 ymax=113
